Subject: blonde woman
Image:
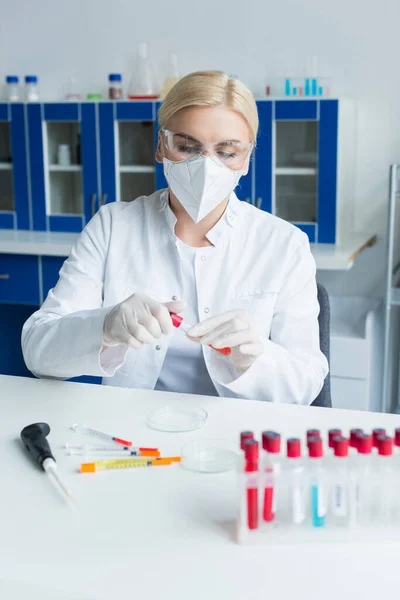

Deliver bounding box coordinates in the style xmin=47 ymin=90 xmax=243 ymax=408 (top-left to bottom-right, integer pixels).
xmin=22 ymin=71 xmax=328 ymax=404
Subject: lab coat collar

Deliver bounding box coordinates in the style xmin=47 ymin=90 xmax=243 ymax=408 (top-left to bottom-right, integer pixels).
xmin=159 ymin=188 xmax=239 ymax=247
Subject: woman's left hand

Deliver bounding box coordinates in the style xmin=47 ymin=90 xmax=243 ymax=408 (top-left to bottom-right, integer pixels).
xmin=188 ymin=310 xmax=264 ymax=373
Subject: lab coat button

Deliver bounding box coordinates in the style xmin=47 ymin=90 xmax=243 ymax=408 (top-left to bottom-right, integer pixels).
xmin=156 ymin=345 xmax=161 ymax=351
xmin=172 ymin=295 xmax=177 ymax=301
xmin=204 ymin=307 xmax=210 ymax=314
xmin=201 ymin=256 xmax=206 ymax=262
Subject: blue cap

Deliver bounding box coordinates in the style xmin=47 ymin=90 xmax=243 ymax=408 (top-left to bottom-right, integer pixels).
xmin=6 ymin=75 xmax=19 ymax=84
xmin=109 ymin=73 xmax=122 ymax=82
xmin=25 ymin=75 xmax=38 ymax=83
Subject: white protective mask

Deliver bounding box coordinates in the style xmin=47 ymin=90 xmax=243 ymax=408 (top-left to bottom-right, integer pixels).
xmin=163 ymin=155 xmax=244 ymax=223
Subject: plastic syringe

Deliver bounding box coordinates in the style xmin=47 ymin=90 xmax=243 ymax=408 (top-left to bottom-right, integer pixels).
xmin=21 ymin=422 xmax=76 ymax=506
xmin=70 ymin=424 xmax=158 ymax=452
xmin=65 ymin=443 xmax=160 ymax=457
xmin=81 ymin=456 xmax=181 ymax=473
xmin=170 ymin=313 xmax=231 ymax=356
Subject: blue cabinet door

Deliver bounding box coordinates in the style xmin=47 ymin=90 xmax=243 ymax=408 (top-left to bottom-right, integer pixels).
xmin=27 ymin=103 xmax=99 ymax=233
xmin=318 ymin=100 xmax=338 ymax=244
xmin=0 ymin=103 xmax=30 ymax=230
xmin=100 ymin=101 xmax=157 ymax=205
xmin=255 ymin=101 xmax=273 ymax=213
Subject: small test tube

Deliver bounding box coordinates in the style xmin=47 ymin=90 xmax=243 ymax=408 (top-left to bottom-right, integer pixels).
xmin=328 ymin=429 xmax=342 ymax=449
xmin=330 ymin=436 xmax=350 ymax=527
xmin=376 ymin=435 xmax=394 ymax=525
xmin=356 ymin=433 xmax=373 ymax=525
xmin=308 ymin=437 xmax=327 ymax=527
xmin=286 ymin=438 xmax=306 ymax=525
xmin=372 ymin=428 xmax=386 ymax=451
xmin=243 ymin=439 xmax=259 ymax=530
xmin=306 ymin=429 xmax=320 ymax=448
xmin=240 ymin=431 xmax=254 ymax=450
xmin=261 ymin=431 xmax=281 ymax=523
xmin=349 ymin=428 xmax=363 ymax=455
xmin=171 ymin=313 xmax=231 ymax=356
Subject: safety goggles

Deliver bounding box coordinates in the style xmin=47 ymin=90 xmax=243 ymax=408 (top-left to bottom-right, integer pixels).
xmin=161 ymin=129 xmax=253 ymax=169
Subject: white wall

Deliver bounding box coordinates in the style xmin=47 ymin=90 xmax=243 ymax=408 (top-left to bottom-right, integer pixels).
xmin=1 ymin=0 xmax=400 ymax=296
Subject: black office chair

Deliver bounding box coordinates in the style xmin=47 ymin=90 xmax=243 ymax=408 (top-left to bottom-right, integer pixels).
xmin=311 ymin=283 xmax=332 ymax=407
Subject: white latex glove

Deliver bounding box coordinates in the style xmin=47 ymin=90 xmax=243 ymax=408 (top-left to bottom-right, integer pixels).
xmin=188 ymin=310 xmax=264 ymax=372
xmin=103 ymin=293 xmax=185 ymax=348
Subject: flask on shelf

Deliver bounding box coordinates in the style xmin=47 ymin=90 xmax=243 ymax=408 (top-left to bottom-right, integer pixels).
xmin=65 ymin=76 xmax=81 ymax=102
xmin=6 ymin=75 xmax=19 ymax=102
xmin=108 ymin=73 xmax=124 ymax=100
xmin=25 ymin=75 xmax=39 ymax=102
xmin=160 ymin=54 xmax=180 ymax=99
xmin=128 ymin=42 xmax=159 ymax=100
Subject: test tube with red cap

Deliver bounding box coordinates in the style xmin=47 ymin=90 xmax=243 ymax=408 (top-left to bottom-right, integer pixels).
xmin=349 ymin=428 xmax=363 ymax=454
xmin=306 ymin=429 xmax=320 ymax=447
xmin=355 ymin=433 xmax=374 ymax=525
xmin=330 ymin=436 xmax=350 ymax=527
xmin=170 ymin=313 xmax=231 ymax=356
xmin=328 ymin=429 xmax=342 ymax=449
xmin=308 ymin=437 xmax=327 ymax=527
xmin=240 ymin=431 xmax=254 ymax=450
xmin=376 ymin=435 xmax=394 ymax=525
xmin=243 ymin=439 xmax=259 ymax=530
xmin=261 ymin=431 xmax=281 ymax=523
xmin=286 ymin=438 xmax=306 ymax=525
xmin=372 ymin=428 xmax=386 ymax=451
xmin=394 ymin=428 xmax=400 ymax=455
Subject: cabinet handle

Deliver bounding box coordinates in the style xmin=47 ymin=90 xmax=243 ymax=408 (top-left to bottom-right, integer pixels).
xmin=256 ymin=197 xmax=262 ymax=209
xmin=91 ymin=193 xmax=97 ymax=216
xmin=101 ymin=193 xmax=108 ymax=206
xmin=0 ymin=274 xmax=10 ymax=280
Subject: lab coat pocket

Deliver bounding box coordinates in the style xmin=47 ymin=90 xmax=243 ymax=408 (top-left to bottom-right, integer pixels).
xmin=228 ymin=291 xmax=278 ymax=338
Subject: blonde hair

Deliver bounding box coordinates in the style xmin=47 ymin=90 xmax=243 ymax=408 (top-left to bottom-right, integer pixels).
xmin=158 ymin=70 xmax=258 ymax=143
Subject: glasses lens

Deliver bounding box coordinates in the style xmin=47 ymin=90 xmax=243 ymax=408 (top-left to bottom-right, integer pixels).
xmin=214 ymin=142 xmax=251 ymax=168
xmin=164 ymin=132 xmax=203 ymax=161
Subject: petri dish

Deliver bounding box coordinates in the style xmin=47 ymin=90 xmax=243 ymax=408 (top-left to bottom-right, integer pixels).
xmin=146 ymin=405 xmax=207 ymax=433
xmin=181 ymin=438 xmax=240 ymax=473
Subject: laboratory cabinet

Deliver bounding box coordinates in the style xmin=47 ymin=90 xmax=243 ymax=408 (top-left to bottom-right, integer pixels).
xmin=0 ymin=99 xmax=355 ymax=244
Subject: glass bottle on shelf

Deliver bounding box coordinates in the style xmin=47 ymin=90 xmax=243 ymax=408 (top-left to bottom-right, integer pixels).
xmin=128 ymin=42 xmax=159 ymax=100
xmin=5 ymin=75 xmax=20 ymax=102
xmin=25 ymin=75 xmax=39 ymax=102
xmin=108 ymin=73 xmax=124 ymax=100
xmin=161 ymin=54 xmax=180 ymax=99
xmin=65 ymin=76 xmax=81 ymax=101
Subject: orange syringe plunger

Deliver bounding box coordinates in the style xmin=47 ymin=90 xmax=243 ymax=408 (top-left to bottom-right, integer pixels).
xmin=170 ymin=313 xmax=231 ymax=356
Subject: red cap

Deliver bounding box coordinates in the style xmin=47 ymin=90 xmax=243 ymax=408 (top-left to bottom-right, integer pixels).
xmin=262 ymin=431 xmax=281 ymax=453
xmin=240 ymin=431 xmax=254 ymax=450
xmin=170 ymin=313 xmax=183 ymax=328
xmin=357 ymin=433 xmax=373 ymax=454
xmin=308 ymin=437 xmax=323 ymax=458
xmin=328 ymin=429 xmax=342 ymax=448
xmin=349 ymin=428 xmax=363 ymax=448
xmin=287 ymin=438 xmax=301 ymax=458
xmin=306 ymin=430 xmax=320 ymax=446
xmin=372 ymin=428 xmax=386 ymax=448
xmin=243 ymin=439 xmax=259 ymax=462
xmin=377 ymin=435 xmax=393 ymax=456
xmin=333 ymin=436 xmax=349 ymax=457
xmin=394 ymin=428 xmax=400 ymax=447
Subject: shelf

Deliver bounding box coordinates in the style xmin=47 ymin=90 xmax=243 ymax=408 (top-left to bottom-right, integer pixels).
xmin=390 ymin=287 xmax=400 ymax=306
xmin=311 ymin=233 xmax=377 ymax=271
xmin=119 ymin=165 xmax=155 ymax=174
xmin=275 ymin=167 xmax=317 ymax=176
xmin=49 ymin=165 xmax=82 ymax=173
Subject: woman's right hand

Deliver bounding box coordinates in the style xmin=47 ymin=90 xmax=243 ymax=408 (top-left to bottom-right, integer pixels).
xmin=103 ymin=293 xmax=185 ymax=348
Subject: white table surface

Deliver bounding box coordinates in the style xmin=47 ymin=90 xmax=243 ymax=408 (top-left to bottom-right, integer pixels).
xmin=0 ymin=228 xmax=376 ymax=271
xmin=1 ymin=374 xmax=400 ymax=600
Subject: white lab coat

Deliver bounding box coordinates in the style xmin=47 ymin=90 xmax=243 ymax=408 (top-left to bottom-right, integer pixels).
xmin=22 ymin=189 xmax=328 ymax=404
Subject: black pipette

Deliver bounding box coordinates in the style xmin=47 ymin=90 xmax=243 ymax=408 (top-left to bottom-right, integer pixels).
xmin=21 ymin=423 xmax=75 ymax=504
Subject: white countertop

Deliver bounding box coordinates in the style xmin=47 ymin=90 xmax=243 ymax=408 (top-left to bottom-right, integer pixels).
xmin=0 ymin=228 xmax=376 ymax=270
xmin=1 ymin=374 xmax=400 ymax=599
